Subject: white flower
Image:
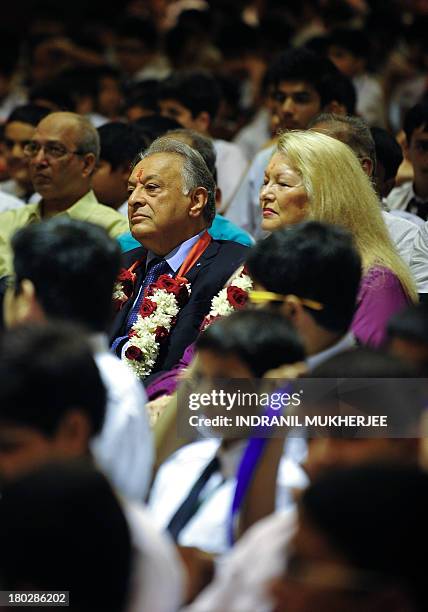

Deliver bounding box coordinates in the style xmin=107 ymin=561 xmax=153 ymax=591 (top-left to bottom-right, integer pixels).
xmin=232 ymin=274 xmax=253 ymax=292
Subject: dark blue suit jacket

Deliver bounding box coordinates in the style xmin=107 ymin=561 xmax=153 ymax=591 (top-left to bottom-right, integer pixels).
xmin=109 ymin=239 xmax=249 ymax=374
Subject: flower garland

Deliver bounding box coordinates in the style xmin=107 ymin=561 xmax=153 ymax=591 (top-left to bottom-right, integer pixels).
xmin=113 ymin=272 xmax=191 ymax=378
xmin=200 ymin=267 xmax=253 ymax=332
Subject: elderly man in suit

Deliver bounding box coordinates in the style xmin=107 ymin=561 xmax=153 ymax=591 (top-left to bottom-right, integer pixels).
xmin=110 ymin=138 xmax=248 ymax=378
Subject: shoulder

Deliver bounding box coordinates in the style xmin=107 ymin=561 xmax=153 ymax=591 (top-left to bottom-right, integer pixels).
xmin=360 ymin=266 xmax=407 ymax=296
xmin=121 ymin=246 xmax=147 ymax=268
xmin=0 ymin=204 xmax=33 ymax=231
xmin=0 ymin=191 xmax=24 ymax=212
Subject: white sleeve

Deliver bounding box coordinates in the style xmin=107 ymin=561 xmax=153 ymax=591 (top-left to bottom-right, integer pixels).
xmin=91 ymin=353 xmax=154 ymax=502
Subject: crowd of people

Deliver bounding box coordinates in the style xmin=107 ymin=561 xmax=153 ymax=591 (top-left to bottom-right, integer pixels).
xmin=1 ymin=1 xmax=428 ymax=611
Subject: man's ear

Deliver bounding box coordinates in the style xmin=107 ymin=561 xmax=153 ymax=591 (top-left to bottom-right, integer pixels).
xmin=6 ymin=279 xmax=44 ymax=326
xmin=361 ymin=157 xmax=373 ymax=177
xmin=193 ymin=111 xmax=211 ymax=133
xmin=82 ymin=153 xmax=97 ymax=177
xmin=279 ymin=296 xmax=305 ymax=322
xmin=189 ymin=187 xmax=208 ymax=219
xmin=323 ymin=100 xmax=347 ymax=116
xmin=215 ymin=187 xmax=222 ymax=211
xmin=55 ymin=410 xmax=92 ymax=455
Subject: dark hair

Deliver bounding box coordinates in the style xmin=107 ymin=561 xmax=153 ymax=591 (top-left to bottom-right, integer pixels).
xmin=327 ymin=28 xmax=369 ymax=59
xmin=370 ymin=127 xmax=403 ymax=182
xmin=125 ymin=79 xmax=161 ymax=114
xmin=387 ymin=303 xmax=428 ymax=345
xmin=28 ymin=80 xmax=75 ymax=112
xmin=133 ymin=114 xmax=183 ymax=142
xmin=12 ymin=218 xmax=121 ymax=333
xmin=97 ymin=121 xmax=150 ymax=171
xmin=6 ymin=104 xmax=51 ymax=127
xmin=403 ymin=103 xmax=428 ymax=144
xmin=307 ymin=348 xmax=422 ymax=435
xmin=159 ymin=72 xmax=222 ymax=122
xmin=266 ymin=48 xmax=348 ymax=109
xmin=302 ymin=464 xmax=428 ymax=611
xmin=115 ymin=16 xmax=158 ymax=51
xmin=197 ymin=309 xmax=305 ymax=377
xmin=166 ymin=128 xmax=217 ymax=181
xmin=246 ymin=222 xmax=362 ymax=334
xmin=0 ymin=323 xmax=106 ymax=437
xmin=0 ymin=460 xmax=132 ymax=612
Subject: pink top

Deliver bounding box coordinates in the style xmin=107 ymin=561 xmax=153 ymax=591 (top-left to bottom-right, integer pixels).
xmin=351 ymin=266 xmax=410 ymax=348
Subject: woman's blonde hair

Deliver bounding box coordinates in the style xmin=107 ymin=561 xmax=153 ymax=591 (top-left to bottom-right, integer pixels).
xmin=276 ymin=130 xmax=417 ymax=301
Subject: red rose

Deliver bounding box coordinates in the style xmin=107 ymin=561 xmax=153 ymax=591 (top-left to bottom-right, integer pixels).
xmin=200 ymin=314 xmax=220 ymax=332
xmin=149 ymin=275 xmax=190 ymax=307
xmin=117 ymin=269 xmax=135 ymax=299
xmin=139 ymin=299 xmax=157 ymax=317
xmin=155 ymin=326 xmax=169 ymax=342
xmin=125 ymin=346 xmax=143 ymax=361
xmin=154 ymin=274 xmax=179 ymax=292
xmin=227 ymin=286 xmax=248 ymax=309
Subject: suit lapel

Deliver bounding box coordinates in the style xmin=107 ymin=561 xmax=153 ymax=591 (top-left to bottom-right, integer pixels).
xmin=183 ymin=240 xmax=221 ymax=284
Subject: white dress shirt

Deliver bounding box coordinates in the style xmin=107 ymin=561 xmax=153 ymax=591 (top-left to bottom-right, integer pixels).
xmin=124 ymin=501 xmax=185 ymax=612
xmin=148 ymin=438 xmax=307 ymax=555
xmin=225 ymin=144 xmax=274 ymax=239
xmin=90 ymin=335 xmax=154 ymax=501
xmin=233 ymin=108 xmax=271 ymax=162
xmin=382 ymin=211 xmax=419 ymax=266
xmin=385 ymin=180 xmax=428 ymax=216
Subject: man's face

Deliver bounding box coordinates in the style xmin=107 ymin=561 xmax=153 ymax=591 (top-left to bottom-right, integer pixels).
xmin=92 ymin=159 xmax=128 ymax=209
xmin=28 ymin=115 xmax=92 ymax=202
xmin=270 ymin=81 xmax=322 ymax=132
xmin=0 ymin=424 xmax=71 ymax=483
xmin=408 ymin=126 xmax=428 ymax=178
xmin=4 ymin=122 xmax=36 ymax=189
xmin=159 ymin=99 xmax=195 ymax=129
xmin=127 ymin=153 xmax=194 ymax=249
xmin=97 ymin=76 xmax=123 ymax=119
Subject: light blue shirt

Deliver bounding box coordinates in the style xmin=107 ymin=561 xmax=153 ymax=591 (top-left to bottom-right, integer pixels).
xmin=146 ymin=231 xmax=204 ymax=273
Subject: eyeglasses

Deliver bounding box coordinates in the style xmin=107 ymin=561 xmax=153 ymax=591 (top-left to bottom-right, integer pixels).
xmin=248 ymin=291 xmax=324 ymax=311
xmin=23 ymin=141 xmax=85 ymax=160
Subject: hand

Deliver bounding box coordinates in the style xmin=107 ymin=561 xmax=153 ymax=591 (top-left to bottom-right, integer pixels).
xmin=176 ymin=546 xmax=215 ymax=604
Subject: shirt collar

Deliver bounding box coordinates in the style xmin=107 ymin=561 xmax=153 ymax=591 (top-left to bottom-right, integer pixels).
xmin=306 ymin=332 xmax=356 ymax=371
xmin=35 ymin=190 xmax=98 ymax=221
xmin=146 ymin=231 xmax=205 ymax=273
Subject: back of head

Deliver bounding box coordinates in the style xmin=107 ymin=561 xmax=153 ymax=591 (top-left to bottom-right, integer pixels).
xmin=0 ymin=322 xmax=106 ymax=438
xmin=6 ymin=104 xmax=51 ymax=127
xmin=0 ymin=460 xmax=132 ymax=612
xmin=247 ymin=221 xmax=362 ymax=335
xmin=308 ymin=348 xmax=423 ymax=436
xmin=266 ymin=47 xmax=345 ymax=109
xmin=98 ymin=121 xmax=150 ymax=170
xmin=388 ymin=304 xmax=428 ymax=346
xmin=370 ymin=126 xmax=403 ymax=183
xmin=309 ymin=113 xmax=376 ymax=172
xmin=159 ymin=71 xmax=222 ymax=121
xmin=164 ymin=128 xmax=217 ymax=180
xmin=403 ymin=102 xmax=428 ymax=144
xmin=197 ymin=309 xmax=305 ymax=377
xmin=12 ymin=218 xmax=121 ymax=333
xmin=133 ymin=114 xmax=182 ymax=142
xmin=302 ymin=464 xmax=428 ymax=611
xmin=327 ymin=28 xmax=369 ymax=59
xmin=138 ymin=137 xmax=216 ymax=226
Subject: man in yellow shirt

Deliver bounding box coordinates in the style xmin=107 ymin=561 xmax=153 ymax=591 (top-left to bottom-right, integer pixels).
xmin=0 ymin=111 xmax=129 ymax=277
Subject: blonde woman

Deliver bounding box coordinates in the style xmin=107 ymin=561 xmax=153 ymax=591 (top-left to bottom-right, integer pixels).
xmin=260 ymin=129 xmax=417 ymax=346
